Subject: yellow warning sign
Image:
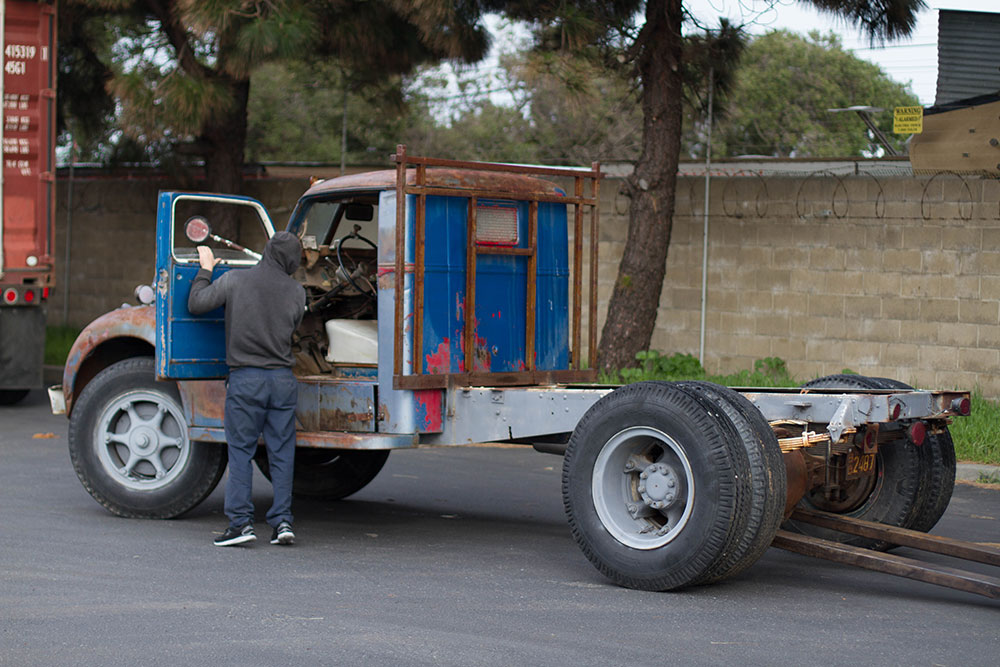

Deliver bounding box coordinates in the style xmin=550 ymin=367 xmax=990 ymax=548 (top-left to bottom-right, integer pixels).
xmin=894 ymin=106 xmax=923 ymax=134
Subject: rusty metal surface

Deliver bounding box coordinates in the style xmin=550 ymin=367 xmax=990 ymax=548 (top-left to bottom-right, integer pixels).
xmin=295 ymin=430 xmax=417 ymax=450
xmin=303 ymin=167 xmax=568 ymax=201
xmin=393 ymin=369 xmax=598 ymax=390
xmin=296 ymin=378 xmax=376 ymax=432
xmin=790 ymin=508 xmax=1000 ymax=567
xmin=185 ymin=426 xmax=418 ymax=450
xmin=782 ymin=450 xmax=809 ymax=519
xmin=179 ymin=378 xmax=225 ymax=426
xmin=772 ymin=530 xmax=1000 ymax=600
xmin=62 ymin=305 xmax=155 ymax=411
xmin=588 ymin=169 xmax=600 ymax=367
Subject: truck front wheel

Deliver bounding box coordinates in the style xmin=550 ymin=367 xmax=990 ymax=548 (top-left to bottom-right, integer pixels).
xmin=68 ymin=357 xmax=226 ymax=518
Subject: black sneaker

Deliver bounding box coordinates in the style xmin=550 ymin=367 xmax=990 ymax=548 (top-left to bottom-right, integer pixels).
xmin=214 ymin=523 xmax=256 ymax=547
xmin=270 ymin=521 xmax=295 ymax=545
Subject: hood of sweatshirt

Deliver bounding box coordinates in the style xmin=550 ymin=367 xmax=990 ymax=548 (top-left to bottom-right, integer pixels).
xmin=263 ymin=231 xmax=302 ymax=275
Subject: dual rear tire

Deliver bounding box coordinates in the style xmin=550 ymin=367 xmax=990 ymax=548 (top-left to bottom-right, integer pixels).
xmin=787 ymin=374 xmax=956 ymax=549
xmin=562 ymin=381 xmax=785 ymax=591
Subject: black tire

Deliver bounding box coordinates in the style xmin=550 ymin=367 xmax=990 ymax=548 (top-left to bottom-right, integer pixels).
xmin=864 ymin=377 xmax=956 ymax=534
xmin=255 ymin=448 xmax=389 ymax=500
xmin=790 ymin=374 xmax=922 ymax=549
xmin=562 ymin=382 xmax=751 ymax=591
xmin=676 ymin=382 xmax=786 ymax=583
xmin=68 ymin=357 xmax=227 ymax=518
xmin=0 ymin=389 xmax=30 ymax=405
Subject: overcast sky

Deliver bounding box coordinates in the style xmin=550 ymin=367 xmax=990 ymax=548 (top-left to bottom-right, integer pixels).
xmin=683 ymin=0 xmax=1000 ymax=106
xmin=425 ymin=1 xmax=998 ymax=123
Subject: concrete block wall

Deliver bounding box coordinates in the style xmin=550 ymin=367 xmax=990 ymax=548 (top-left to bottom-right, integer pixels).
xmin=49 ymin=170 xmax=1000 ymax=398
xmin=601 ymin=173 xmax=1000 ymax=397
xmin=48 ymin=175 xmax=312 ymax=330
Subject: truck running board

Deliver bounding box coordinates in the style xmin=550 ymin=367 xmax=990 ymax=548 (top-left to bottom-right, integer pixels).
xmin=772 ymin=509 xmax=1000 ymax=600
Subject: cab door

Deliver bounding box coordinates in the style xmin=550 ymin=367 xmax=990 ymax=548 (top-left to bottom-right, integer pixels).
xmin=155 ymin=192 xmax=275 ymax=379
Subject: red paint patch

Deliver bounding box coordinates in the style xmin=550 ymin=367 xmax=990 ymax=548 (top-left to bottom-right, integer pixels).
xmin=425 ymin=339 xmax=451 ymax=374
xmin=414 ymin=390 xmax=443 ymax=432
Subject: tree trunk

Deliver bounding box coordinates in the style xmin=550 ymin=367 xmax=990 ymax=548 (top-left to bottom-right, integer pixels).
xmin=199 ymin=77 xmax=250 ymax=240
xmin=597 ymin=0 xmax=684 ymax=372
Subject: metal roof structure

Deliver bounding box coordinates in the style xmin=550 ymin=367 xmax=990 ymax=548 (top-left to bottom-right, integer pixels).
xmin=934 ymin=8 xmax=1000 ymax=107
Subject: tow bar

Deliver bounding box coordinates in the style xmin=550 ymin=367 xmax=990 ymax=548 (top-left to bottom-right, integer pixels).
xmin=773 ymin=508 xmax=1000 ymax=599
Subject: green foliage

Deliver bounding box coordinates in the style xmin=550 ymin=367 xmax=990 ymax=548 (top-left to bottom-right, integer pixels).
xmin=405 ymin=48 xmax=642 ymax=164
xmin=408 ymin=26 xmax=921 ymax=166
xmin=977 ymin=471 xmax=1000 ymax=485
xmin=246 ymin=61 xmax=408 ymax=164
xmin=601 ymin=351 xmax=795 ymax=388
xmin=603 ymin=351 xmax=998 ymax=464
xmin=59 ymin=1 xmax=493 ymax=173
xmin=697 ymin=30 xmax=919 ymax=158
xmin=949 ymin=392 xmax=1000 ymax=465
xmin=45 ymin=326 xmax=81 ymax=366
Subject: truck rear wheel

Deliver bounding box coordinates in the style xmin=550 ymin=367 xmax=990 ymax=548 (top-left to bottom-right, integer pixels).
xmin=676 ymin=382 xmax=786 ymax=583
xmin=255 ymin=448 xmax=389 ymax=499
xmin=789 ymin=374 xmax=923 ymax=549
xmin=863 ymin=377 xmax=956 ymax=534
xmin=562 ymin=382 xmax=752 ymax=591
xmin=68 ymin=357 xmax=226 ymax=518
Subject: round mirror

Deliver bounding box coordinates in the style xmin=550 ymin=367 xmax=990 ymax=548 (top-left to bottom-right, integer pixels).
xmin=184 ymin=216 xmax=211 ymax=243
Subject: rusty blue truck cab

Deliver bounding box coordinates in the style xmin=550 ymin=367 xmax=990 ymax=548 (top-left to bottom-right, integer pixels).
xmin=150 ymin=151 xmax=604 ymax=451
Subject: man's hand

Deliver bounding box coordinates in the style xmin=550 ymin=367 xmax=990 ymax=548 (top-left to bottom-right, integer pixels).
xmin=197 ymin=246 xmax=220 ymax=272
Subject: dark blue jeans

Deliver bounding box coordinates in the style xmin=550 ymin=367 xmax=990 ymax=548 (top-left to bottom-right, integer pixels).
xmin=223 ymin=367 xmax=297 ymax=529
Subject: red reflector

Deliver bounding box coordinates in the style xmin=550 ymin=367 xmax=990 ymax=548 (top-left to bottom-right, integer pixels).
xmin=42 ymin=287 xmax=50 ymax=300
xmin=23 ymin=290 xmax=35 ymax=303
xmin=3 ymin=288 xmax=16 ymax=304
xmin=951 ymin=397 xmax=971 ymax=416
xmin=907 ymin=421 xmax=927 ymax=447
xmin=890 ymin=402 xmax=901 ymax=420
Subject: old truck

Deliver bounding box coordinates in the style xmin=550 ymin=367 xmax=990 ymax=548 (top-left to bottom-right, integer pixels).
xmin=49 ymin=148 xmax=995 ymax=596
xmin=0 ymin=0 xmax=57 ymax=405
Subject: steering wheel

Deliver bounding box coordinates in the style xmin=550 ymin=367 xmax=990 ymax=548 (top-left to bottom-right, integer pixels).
xmin=334 ymin=225 xmax=377 ymax=298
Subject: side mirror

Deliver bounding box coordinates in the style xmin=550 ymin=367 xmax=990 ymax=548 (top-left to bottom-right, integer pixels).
xmin=185 ymin=216 xmax=211 ymax=243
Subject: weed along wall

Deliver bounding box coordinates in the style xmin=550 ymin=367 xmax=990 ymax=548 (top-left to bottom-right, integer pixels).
xmin=51 ymin=166 xmax=1000 ymax=399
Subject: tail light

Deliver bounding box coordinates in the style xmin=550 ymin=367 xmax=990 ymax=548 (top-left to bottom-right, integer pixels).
xmin=950 ymin=397 xmax=971 ymax=416
xmin=3 ymin=288 xmax=17 ymax=304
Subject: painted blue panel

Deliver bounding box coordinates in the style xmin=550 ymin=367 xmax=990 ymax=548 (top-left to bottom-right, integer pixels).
xmin=415 ymin=195 xmax=569 ymax=375
xmin=155 ymin=191 xmax=271 ymax=379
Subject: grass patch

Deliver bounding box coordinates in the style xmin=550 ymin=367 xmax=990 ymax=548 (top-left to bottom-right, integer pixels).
xmin=45 ymin=326 xmax=81 ymax=366
xmin=948 ymin=392 xmax=1000 ymax=465
xmin=603 ymin=351 xmax=1000 ymax=465
xmin=600 ymin=351 xmax=796 ymax=387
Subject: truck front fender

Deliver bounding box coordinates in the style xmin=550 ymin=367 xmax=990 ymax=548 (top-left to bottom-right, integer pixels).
xmin=62 ymin=305 xmax=156 ymax=414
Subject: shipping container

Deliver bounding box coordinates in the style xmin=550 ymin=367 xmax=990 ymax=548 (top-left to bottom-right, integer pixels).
xmin=0 ymin=0 xmax=56 ymax=404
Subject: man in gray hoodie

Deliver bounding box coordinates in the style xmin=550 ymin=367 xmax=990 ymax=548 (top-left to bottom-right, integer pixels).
xmin=188 ymin=231 xmax=306 ymax=547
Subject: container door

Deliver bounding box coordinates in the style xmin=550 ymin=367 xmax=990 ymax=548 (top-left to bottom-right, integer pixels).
xmin=155 ymin=192 xmax=274 ymax=379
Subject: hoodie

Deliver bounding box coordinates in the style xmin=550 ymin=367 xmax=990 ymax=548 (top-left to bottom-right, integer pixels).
xmin=188 ymin=231 xmax=306 ymax=369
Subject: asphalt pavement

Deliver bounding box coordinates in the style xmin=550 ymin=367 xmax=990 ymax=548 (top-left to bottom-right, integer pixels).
xmin=2 ymin=390 xmax=998 ymax=666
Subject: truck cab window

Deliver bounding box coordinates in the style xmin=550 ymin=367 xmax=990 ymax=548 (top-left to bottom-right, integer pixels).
xmin=172 ymin=198 xmax=271 ymax=264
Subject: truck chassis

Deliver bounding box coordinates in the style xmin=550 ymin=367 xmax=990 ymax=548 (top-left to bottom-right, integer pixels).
xmin=50 ymin=149 xmax=993 ymax=597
